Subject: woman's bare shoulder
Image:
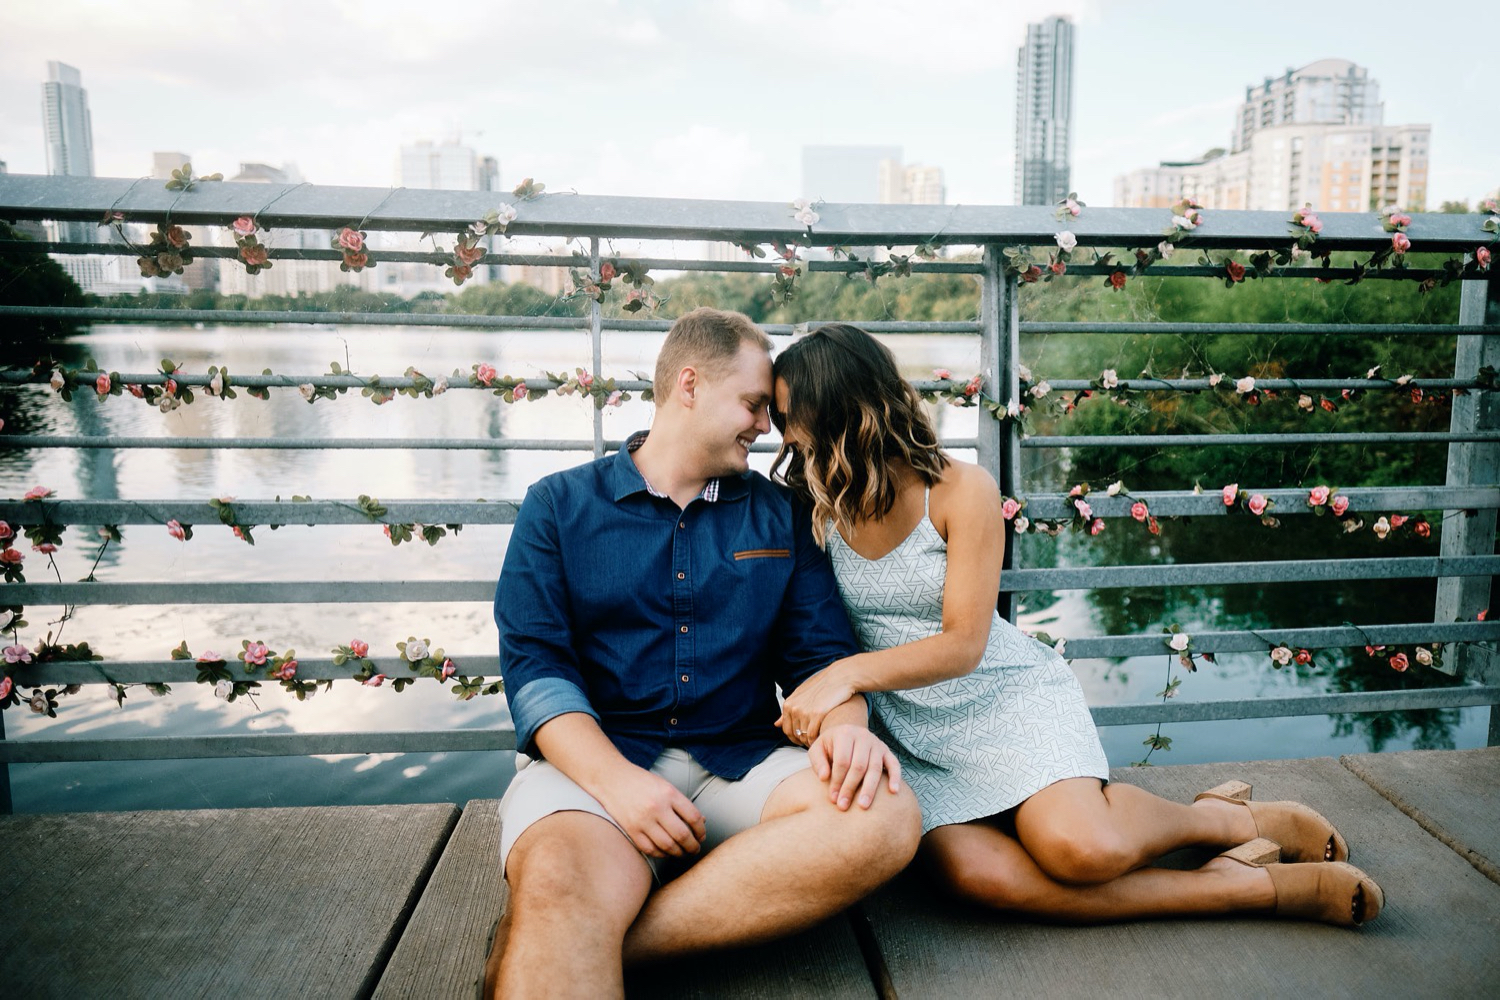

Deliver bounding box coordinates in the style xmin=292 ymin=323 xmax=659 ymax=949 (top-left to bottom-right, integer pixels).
xmin=931 ymin=458 xmax=1001 ymax=527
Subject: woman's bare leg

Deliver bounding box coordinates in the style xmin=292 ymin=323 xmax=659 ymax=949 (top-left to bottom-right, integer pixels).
xmin=1011 ymin=778 xmax=1258 ymax=884
xmin=922 ymin=820 xmax=1275 ymax=923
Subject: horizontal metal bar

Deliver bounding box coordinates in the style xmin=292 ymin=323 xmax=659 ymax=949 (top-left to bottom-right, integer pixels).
xmin=3 ymin=691 xmax=1495 ymax=763
xmin=0 ymin=306 xmax=982 ymax=336
xmin=1040 ymin=378 xmax=1483 ymax=391
xmin=2 ymin=486 xmax=1487 ymax=529
xmin=1090 ymin=686 xmax=1500 ymax=727
xmin=16 ymin=623 xmax=1497 ymax=687
xmin=0 ymin=372 xmax=650 ymax=391
xmin=4 ymin=174 xmax=1493 ymax=250
xmin=1024 ymin=431 xmax=1500 ymax=448
xmin=1060 ymin=621 xmax=1500 ymax=658
xmin=1020 ymin=322 xmax=1498 ymax=337
xmin=0 ymin=499 xmax=523 ymax=526
xmin=6 ymin=556 xmax=1496 ymax=605
xmin=1020 ymin=486 xmax=1500 ymax=519
xmin=0 ymin=435 xmax=977 ymax=453
xmin=0 ymin=729 xmax=517 ymax=764
xmin=1060 ymin=265 xmax=1457 ymax=281
xmin=1002 ymin=556 xmax=1500 ymax=591
xmin=0 ymin=240 xmax=988 ymax=275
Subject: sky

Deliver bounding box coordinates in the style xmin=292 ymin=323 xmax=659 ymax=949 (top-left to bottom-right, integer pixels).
xmin=1 ymin=0 xmax=1495 ymax=209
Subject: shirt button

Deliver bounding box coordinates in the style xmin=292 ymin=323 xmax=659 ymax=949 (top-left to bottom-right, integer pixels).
xmin=677 ymin=572 xmax=685 ymax=580
xmin=678 ymin=521 xmax=685 ymax=529
xmin=679 ymin=625 xmax=689 ymax=633
xmin=669 ymin=717 xmax=678 ymax=726
xmin=681 ymin=674 xmax=690 ymax=683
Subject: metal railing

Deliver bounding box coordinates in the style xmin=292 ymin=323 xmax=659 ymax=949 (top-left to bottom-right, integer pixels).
xmin=1 ymin=174 xmax=1497 ymax=808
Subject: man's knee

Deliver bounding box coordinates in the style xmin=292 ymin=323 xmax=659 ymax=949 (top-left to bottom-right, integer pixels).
xmin=771 ymin=771 xmax=923 ymax=867
xmin=507 ymin=811 xmax=652 ymax=917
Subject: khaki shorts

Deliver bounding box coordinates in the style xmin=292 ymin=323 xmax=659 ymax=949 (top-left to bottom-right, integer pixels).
xmin=499 ymin=746 xmax=810 ymax=882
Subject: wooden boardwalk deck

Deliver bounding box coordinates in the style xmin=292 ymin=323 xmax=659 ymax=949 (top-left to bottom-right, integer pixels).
xmin=3 ymin=748 xmax=1496 ymax=999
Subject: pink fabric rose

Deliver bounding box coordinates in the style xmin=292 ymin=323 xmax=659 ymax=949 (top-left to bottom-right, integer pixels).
xmin=240 ymin=244 xmax=269 ymax=267
xmin=455 ymin=244 xmax=485 ymax=266
xmin=1392 ymin=232 xmax=1411 ymax=253
xmin=244 ymin=642 xmax=269 ymax=666
xmin=476 ymin=364 xmax=497 ymax=385
xmin=0 ymin=675 xmax=11 ymax=698
xmin=1389 ymin=213 xmax=1411 ymax=228
xmin=605 ymin=390 xmax=623 ymax=407
xmin=510 ymin=381 xmax=528 ymax=402
xmin=963 ymin=375 xmax=983 ymax=398
xmin=578 ymin=370 xmax=595 ymax=389
xmin=932 ymin=369 xmax=953 ymax=381
xmin=1001 ymin=498 xmax=1021 ymax=520
xmin=24 ymin=486 xmax=52 ymax=500
xmin=2 ymin=646 xmax=29 ymax=666
xmin=33 ymin=543 xmax=56 ymax=554
xmin=1226 ymin=260 xmax=1246 ymax=283
xmin=1294 ymin=648 xmax=1312 ymax=665
xmin=1074 ymin=498 xmax=1093 ymax=520
xmin=167 ymin=520 xmax=186 ymax=541
xmin=440 ymin=658 xmax=457 ymax=680
xmin=273 ymin=660 xmax=297 ymax=681
xmin=1413 ymin=520 xmax=1430 ymax=538
xmin=232 ymin=216 xmax=257 ymax=236
xmin=128 ymin=383 xmax=145 ymax=398
xmin=95 ymin=373 xmax=111 ymax=395
xmin=343 ymin=252 xmax=369 ymax=269
xmin=1478 ymin=247 xmax=1492 ymax=270
xmin=1307 ymin=486 xmax=1330 ymax=507
xmin=1247 ymin=494 xmax=1267 ymax=515
xmin=350 ymin=639 xmax=369 ymax=658
xmin=165 ymin=225 xmax=188 ymax=249
xmin=1330 ymin=495 xmax=1350 ymax=517
xmin=1130 ymin=502 xmax=1148 ymax=522
xmin=1388 ymin=652 xmax=1410 ymax=672
xmin=1 ymin=548 xmax=22 ymax=565
xmin=1089 ymin=518 xmax=1105 ymax=536
xmin=1021 ymin=265 xmax=1042 ymax=283
xmin=0 ymin=522 xmax=10 ymax=540
xmin=337 ymin=228 xmax=364 ymax=252
xmin=1390 ymin=514 xmax=1408 ymax=529
xmin=363 ymin=673 xmax=386 ymax=687
xmin=1222 ymin=484 xmax=1238 ymax=506
xmin=1147 ymin=517 xmax=1161 ymax=535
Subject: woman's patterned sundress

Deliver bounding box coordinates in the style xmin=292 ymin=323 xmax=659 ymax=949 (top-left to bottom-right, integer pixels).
xmin=827 ymin=491 xmax=1109 ymax=832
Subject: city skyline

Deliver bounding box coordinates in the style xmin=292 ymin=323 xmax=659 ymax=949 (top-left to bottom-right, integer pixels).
xmin=1014 ymin=15 xmax=1074 ymax=206
xmin=1 ymin=2 xmax=1494 ymax=210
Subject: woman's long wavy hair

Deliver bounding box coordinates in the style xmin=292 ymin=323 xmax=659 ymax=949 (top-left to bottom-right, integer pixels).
xmin=771 ymin=324 xmax=948 ymax=546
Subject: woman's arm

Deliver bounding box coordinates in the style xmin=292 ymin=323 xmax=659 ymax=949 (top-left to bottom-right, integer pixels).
xmin=779 ymin=462 xmax=1006 ymax=740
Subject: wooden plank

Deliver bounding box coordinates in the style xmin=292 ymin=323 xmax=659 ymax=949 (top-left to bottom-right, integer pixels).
xmin=1342 ymin=747 xmax=1500 ymax=885
xmin=862 ymin=756 xmax=1500 ymax=998
xmin=377 ymin=801 xmax=877 ymax=999
xmin=0 ymin=804 xmax=457 ymax=999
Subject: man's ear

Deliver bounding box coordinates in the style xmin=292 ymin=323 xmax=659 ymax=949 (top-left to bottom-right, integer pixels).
xmin=677 ymin=365 xmax=699 ymax=405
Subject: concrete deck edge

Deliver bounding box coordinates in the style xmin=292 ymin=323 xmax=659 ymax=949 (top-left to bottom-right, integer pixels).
xmin=1339 ymin=753 xmax=1500 ymax=888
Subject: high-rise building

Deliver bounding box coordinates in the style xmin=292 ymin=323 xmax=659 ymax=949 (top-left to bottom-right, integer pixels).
xmin=878 ymin=160 xmax=946 ymax=205
xmin=1115 ymin=60 xmax=1428 ymax=213
xmin=1233 ymin=59 xmax=1382 ymax=153
xmin=801 ymin=145 xmax=902 ymax=203
xmin=1014 ymin=16 xmax=1074 ymax=206
xmin=389 ymin=139 xmax=500 ymax=293
xmin=41 ymin=61 xmax=95 ymax=243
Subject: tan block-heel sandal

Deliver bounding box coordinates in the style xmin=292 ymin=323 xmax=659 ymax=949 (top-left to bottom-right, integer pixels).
xmin=1196 ymin=780 xmax=1349 ymax=863
xmin=1218 ymin=837 xmax=1384 ymax=927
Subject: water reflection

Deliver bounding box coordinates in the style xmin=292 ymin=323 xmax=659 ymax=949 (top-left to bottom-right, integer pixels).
xmin=0 ymin=324 xmax=1488 ymax=812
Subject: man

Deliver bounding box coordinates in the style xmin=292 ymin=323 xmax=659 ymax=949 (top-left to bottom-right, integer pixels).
xmin=487 ymin=307 xmax=922 ymax=997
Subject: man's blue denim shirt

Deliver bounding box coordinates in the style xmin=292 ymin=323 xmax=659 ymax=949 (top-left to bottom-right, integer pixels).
xmin=495 ymin=433 xmax=859 ymax=780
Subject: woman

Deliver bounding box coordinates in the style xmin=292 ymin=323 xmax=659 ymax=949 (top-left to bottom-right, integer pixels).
xmin=770 ymin=324 xmax=1382 ymax=927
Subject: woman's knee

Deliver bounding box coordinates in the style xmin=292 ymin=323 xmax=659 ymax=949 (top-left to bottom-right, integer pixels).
xmin=1023 ymin=825 xmax=1133 ymax=885
xmin=923 ymin=837 xmax=1035 ymax=911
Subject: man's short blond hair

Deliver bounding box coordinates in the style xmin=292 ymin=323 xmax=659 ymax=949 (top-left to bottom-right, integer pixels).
xmin=653 ymin=307 xmax=774 ymax=402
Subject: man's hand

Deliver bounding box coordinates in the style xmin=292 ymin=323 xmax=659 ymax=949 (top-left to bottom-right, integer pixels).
xmin=808 ymin=723 xmax=902 ymax=812
xmin=591 ymin=763 xmax=708 ymax=859
xmin=776 ymin=661 xmax=856 ymax=745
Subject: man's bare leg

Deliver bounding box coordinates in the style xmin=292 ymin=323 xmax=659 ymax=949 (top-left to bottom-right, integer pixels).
xmin=622 ymin=768 xmax=921 ymax=963
xmin=489 ymin=810 xmax=652 ymax=999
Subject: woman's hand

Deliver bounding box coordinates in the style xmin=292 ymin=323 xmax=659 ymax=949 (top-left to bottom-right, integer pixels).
xmin=777 ymin=661 xmax=858 ymax=745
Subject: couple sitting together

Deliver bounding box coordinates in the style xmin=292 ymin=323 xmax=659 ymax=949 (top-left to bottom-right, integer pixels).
xmin=485 ymin=308 xmax=1383 ymax=996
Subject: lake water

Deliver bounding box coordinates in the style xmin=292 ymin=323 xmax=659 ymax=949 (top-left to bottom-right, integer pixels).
xmin=1 ymin=323 xmax=1488 ymax=813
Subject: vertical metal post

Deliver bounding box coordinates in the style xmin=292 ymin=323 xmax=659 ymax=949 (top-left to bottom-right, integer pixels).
xmin=980 ymin=245 xmax=1023 ymax=622
xmin=0 ymin=707 xmax=11 ymax=814
xmin=589 ymin=237 xmax=605 ymax=459
xmin=1433 ymin=277 xmax=1499 ymax=744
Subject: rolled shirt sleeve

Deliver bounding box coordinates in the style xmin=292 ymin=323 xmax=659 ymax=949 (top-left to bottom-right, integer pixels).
xmin=495 ymin=482 xmax=600 ymax=755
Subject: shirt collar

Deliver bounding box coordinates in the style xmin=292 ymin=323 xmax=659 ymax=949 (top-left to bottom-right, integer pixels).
xmin=611 ymin=430 xmax=747 ymax=503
